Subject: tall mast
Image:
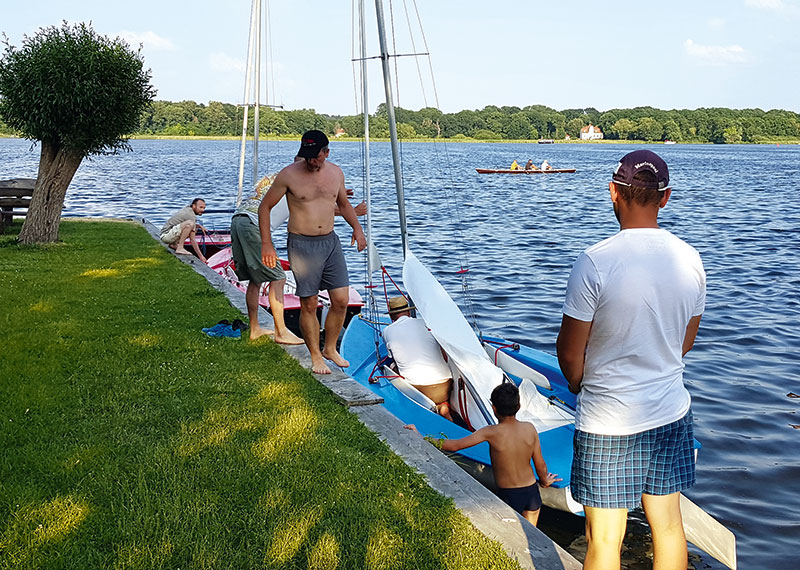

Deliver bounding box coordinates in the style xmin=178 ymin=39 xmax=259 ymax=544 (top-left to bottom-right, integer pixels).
xmin=236 ymin=0 xmax=260 ymax=207
xmin=253 ymin=0 xmax=262 ymax=186
xmin=374 ymin=0 xmax=408 ymax=258
xmin=359 ymin=0 xmax=376 ymax=285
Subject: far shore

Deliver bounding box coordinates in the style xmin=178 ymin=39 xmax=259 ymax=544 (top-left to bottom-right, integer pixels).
xmin=3 ymin=132 xmax=799 ymax=145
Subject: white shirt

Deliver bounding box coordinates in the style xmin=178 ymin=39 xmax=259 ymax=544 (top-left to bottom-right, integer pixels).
xmin=383 ymin=316 xmax=452 ymax=386
xmin=562 ymin=228 xmax=706 ymax=435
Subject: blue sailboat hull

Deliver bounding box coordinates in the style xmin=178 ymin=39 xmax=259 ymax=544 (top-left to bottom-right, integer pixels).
xmin=341 ymin=314 xmax=580 ymax=511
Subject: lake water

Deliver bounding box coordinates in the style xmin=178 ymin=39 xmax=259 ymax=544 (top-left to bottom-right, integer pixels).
xmin=2 ymin=137 xmax=798 ymax=568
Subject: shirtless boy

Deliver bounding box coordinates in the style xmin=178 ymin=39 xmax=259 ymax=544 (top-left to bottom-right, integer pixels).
xmin=406 ymin=382 xmax=561 ymax=525
xmin=259 ymin=130 xmax=367 ymax=374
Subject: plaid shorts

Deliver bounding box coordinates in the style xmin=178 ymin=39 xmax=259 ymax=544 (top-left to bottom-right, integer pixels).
xmin=571 ymin=411 xmax=695 ymax=509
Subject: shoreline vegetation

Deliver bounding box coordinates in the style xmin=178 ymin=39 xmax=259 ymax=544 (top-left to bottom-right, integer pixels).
xmin=0 ymin=219 xmax=524 ymax=569
xmin=2 ymin=100 xmax=800 ymax=145
xmin=3 ymin=132 xmax=799 ymax=145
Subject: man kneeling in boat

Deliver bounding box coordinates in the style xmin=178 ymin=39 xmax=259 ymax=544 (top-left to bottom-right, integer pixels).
xmin=160 ymin=198 xmax=208 ymax=262
xmin=382 ymin=296 xmax=454 ymax=421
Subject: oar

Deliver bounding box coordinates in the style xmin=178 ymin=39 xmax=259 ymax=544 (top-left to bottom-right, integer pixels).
xmin=680 ymin=493 xmax=737 ymax=569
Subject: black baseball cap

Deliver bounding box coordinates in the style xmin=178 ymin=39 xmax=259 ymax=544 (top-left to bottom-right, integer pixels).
xmin=297 ymin=130 xmax=329 ymax=158
xmin=612 ymin=150 xmax=670 ymax=190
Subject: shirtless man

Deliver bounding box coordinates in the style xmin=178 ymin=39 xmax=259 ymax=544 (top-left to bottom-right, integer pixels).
xmin=406 ymin=383 xmax=561 ymax=525
xmin=259 ymin=130 xmax=367 ymax=374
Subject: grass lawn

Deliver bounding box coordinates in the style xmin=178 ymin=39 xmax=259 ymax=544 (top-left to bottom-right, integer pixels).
xmin=0 ymin=219 xmax=521 ymax=570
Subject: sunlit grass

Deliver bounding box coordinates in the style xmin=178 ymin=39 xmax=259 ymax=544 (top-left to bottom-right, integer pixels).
xmin=0 ymin=220 xmax=522 ymax=569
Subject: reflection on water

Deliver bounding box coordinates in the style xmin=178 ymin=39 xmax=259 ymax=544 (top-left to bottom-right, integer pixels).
xmin=2 ymin=138 xmax=799 ymax=568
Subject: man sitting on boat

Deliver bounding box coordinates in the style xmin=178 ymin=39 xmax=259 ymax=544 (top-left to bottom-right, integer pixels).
xmin=540 ymin=160 xmax=552 ymax=171
xmin=524 ymin=159 xmax=537 ymax=170
xmin=382 ymin=296 xmax=454 ymax=421
xmin=160 ymin=198 xmax=208 ymax=262
xmin=510 ymin=160 xmax=520 ymax=170
xmin=230 ymin=175 xmax=304 ymax=345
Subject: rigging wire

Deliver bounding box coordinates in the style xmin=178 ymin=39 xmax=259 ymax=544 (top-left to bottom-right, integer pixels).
xmin=396 ymin=0 xmax=482 ymax=332
xmin=350 ymin=0 xmax=482 ymax=335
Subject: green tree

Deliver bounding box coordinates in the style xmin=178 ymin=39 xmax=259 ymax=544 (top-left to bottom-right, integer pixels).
xmin=0 ymin=22 xmax=154 ymax=243
xmin=396 ymin=122 xmax=417 ymax=139
xmin=663 ymin=119 xmax=682 ymax=142
xmin=472 ymin=129 xmax=499 ymax=140
xmin=566 ymin=118 xmax=584 ymax=139
xmin=635 ymin=117 xmax=663 ymax=141
xmin=504 ymin=112 xmax=532 ymax=140
xmin=723 ymin=124 xmax=743 ymax=144
xmin=611 ymin=118 xmax=636 ymax=140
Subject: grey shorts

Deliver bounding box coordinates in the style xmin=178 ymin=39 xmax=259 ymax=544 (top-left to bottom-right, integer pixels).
xmin=287 ymin=231 xmax=349 ymax=298
xmin=230 ymin=214 xmax=286 ymax=284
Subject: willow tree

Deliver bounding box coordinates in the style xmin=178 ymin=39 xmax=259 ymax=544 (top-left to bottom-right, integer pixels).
xmin=0 ymin=22 xmax=155 ymax=243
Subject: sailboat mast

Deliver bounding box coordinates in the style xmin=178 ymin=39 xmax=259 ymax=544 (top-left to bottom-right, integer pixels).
xmin=374 ymin=0 xmax=409 ymax=257
xmin=359 ymin=0 xmax=375 ymax=289
xmin=236 ymin=0 xmax=260 ymax=207
xmin=253 ymin=0 xmax=262 ymax=186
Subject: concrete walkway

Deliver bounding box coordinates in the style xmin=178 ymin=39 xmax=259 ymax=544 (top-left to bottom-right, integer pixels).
xmin=141 ymin=220 xmax=581 ymax=570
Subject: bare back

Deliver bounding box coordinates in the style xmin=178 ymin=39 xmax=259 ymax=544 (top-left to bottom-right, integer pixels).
xmin=281 ymin=160 xmax=344 ymax=236
xmin=484 ymin=419 xmax=540 ymax=489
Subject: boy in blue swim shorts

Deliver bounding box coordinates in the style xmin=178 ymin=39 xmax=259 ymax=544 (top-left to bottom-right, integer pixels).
xmin=406 ymin=383 xmax=560 ymax=526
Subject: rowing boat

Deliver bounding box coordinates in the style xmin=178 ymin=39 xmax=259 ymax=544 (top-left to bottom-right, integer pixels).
xmin=476 ymin=168 xmax=576 ymax=174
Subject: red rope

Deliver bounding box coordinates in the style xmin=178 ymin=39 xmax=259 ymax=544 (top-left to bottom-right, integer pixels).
xmin=486 ymin=342 xmax=515 ymax=365
xmin=457 ymin=377 xmax=474 ymax=431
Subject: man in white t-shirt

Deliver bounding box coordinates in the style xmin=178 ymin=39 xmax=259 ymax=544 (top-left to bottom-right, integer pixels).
xmin=556 ymin=150 xmax=705 ymax=570
xmin=382 ymin=296 xmax=453 ymax=420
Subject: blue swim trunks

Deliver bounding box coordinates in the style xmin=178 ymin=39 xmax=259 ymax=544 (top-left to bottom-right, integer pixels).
xmin=497 ymin=483 xmax=543 ymax=514
xmin=571 ymin=411 xmax=695 ymax=509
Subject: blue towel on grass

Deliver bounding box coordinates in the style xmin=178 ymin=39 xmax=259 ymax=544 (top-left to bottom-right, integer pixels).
xmin=202 ymin=323 xmax=241 ymax=338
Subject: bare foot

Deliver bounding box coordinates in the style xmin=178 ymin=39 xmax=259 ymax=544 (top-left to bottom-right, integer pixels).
xmin=174 ymin=247 xmax=192 ymax=256
xmin=311 ymin=356 xmax=332 ymax=374
xmin=249 ymin=327 xmax=274 ymax=340
xmin=274 ymin=329 xmax=304 ymax=345
xmin=322 ymin=349 xmax=350 ymax=368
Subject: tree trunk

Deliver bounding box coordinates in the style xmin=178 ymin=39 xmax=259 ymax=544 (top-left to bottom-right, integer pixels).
xmin=18 ymin=141 xmax=83 ymax=244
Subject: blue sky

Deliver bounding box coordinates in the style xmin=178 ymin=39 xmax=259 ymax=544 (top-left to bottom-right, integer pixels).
xmin=3 ymin=0 xmax=799 ymax=115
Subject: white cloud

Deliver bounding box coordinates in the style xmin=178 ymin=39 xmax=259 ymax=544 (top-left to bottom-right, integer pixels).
xmin=708 ymin=17 xmax=726 ymax=29
xmin=209 ymin=52 xmax=246 ymax=74
xmin=118 ymin=30 xmax=175 ymax=51
xmin=684 ymin=39 xmax=751 ymax=65
xmin=745 ymin=0 xmax=784 ymax=10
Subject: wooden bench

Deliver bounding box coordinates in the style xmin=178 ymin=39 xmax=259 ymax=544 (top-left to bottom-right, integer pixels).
xmin=0 ymin=178 xmax=36 ymax=231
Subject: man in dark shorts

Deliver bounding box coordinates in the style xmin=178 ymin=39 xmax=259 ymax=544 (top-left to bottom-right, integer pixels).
xmin=405 ymin=383 xmax=560 ymax=526
xmin=557 ymin=150 xmax=706 ymax=569
xmin=258 ymin=130 xmax=367 ymax=374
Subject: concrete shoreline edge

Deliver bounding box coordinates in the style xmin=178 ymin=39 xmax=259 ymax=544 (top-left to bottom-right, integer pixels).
xmin=139 ymin=218 xmax=581 ymax=570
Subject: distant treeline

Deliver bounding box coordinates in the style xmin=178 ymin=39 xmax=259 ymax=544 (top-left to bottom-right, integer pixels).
xmin=2 ymin=100 xmax=799 ymax=143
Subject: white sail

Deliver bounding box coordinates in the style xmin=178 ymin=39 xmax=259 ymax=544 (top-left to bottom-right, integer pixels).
xmin=403 ymin=249 xmax=572 ymax=433
xmin=402 ymin=249 xmax=500 ymax=429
